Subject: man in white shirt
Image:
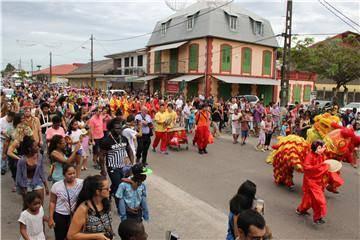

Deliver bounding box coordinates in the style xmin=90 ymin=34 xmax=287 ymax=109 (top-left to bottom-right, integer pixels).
xmin=175 ymin=96 xmax=184 ymax=110
xmin=0 ymin=111 xmax=15 ymax=175
xmin=182 ymin=101 xmax=191 ymax=132
xmin=122 ymin=115 xmax=139 ymax=161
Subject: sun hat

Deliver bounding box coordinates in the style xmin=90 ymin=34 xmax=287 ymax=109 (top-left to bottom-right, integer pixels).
xmin=324 ymin=159 xmax=342 ymax=172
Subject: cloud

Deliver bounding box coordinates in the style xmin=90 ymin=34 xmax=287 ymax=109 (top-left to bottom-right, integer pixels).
xmin=1 ymin=0 xmax=359 ymax=70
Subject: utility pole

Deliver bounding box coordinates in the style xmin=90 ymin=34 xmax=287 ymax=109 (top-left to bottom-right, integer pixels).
xmin=280 ymin=0 xmax=293 ymax=106
xmin=90 ymin=34 xmax=94 ymax=88
xmin=31 ymin=59 xmax=34 ymax=78
xmin=49 ymin=52 xmax=52 ymax=84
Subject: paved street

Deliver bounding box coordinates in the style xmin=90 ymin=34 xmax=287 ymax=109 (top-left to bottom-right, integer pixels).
xmin=1 ymin=134 xmax=359 ymax=239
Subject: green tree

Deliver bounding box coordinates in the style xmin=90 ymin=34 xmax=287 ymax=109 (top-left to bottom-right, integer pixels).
xmin=289 ymin=35 xmax=360 ymax=103
xmin=1 ymin=63 xmax=16 ymax=77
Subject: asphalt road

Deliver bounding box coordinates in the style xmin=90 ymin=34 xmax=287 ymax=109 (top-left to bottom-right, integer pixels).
xmin=1 ymin=134 xmax=359 ymax=239
xmin=148 ymin=134 xmax=360 ymax=240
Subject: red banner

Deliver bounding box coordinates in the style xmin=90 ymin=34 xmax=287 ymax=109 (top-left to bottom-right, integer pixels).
xmin=167 ymin=82 xmax=179 ymax=93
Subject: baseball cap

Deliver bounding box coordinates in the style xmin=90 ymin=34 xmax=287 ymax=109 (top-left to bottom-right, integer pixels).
xmin=131 ymin=163 xmax=153 ymax=176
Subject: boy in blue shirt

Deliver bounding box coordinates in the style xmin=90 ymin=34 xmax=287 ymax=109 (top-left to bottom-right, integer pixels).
xmin=116 ymin=163 xmax=152 ymax=222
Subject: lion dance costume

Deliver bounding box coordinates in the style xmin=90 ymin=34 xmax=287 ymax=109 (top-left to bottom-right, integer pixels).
xmin=267 ymin=113 xmax=360 ymax=191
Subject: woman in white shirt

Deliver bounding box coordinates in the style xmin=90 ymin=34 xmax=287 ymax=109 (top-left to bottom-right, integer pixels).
xmin=48 ymin=164 xmax=83 ymax=240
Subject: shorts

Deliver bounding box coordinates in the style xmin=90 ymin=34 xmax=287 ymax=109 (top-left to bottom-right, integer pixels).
xmin=232 ymin=127 xmax=240 ymax=135
xmin=241 ymin=130 xmax=249 ymax=138
xmin=17 ymin=179 xmax=44 ymax=193
xmin=93 ymin=138 xmax=103 ymax=154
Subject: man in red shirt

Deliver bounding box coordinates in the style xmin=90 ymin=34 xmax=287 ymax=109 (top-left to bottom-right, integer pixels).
xmin=296 ymin=140 xmax=329 ymax=224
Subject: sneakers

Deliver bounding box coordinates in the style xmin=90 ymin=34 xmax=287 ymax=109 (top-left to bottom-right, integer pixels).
xmin=288 ymin=185 xmax=295 ymax=192
xmin=160 ymin=151 xmax=169 ymax=155
xmin=203 ymin=149 xmax=208 ymax=154
xmin=152 ymin=148 xmax=156 ymax=152
xmin=314 ymin=218 xmax=326 ymax=225
xmin=198 ymin=149 xmax=204 ymax=154
xmin=296 ymin=209 xmax=310 ymax=216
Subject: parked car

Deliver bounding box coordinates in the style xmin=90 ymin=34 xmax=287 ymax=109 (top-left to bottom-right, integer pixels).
xmin=315 ymin=100 xmax=332 ymax=112
xmin=1 ymin=88 xmax=14 ymax=99
xmin=235 ymin=95 xmax=259 ymax=105
xmin=340 ymin=102 xmax=360 ymax=114
xmin=108 ymin=89 xmax=126 ymax=96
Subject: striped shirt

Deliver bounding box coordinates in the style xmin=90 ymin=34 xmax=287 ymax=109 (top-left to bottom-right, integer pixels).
xmin=100 ymin=134 xmax=129 ymax=169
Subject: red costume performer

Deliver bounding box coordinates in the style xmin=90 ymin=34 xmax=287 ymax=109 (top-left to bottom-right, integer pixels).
xmin=297 ymin=141 xmax=329 ymax=224
xmin=194 ymin=105 xmax=210 ymax=154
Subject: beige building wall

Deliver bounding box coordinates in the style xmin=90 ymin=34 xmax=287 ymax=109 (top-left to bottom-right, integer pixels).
xmin=211 ymin=38 xmax=274 ymax=77
xmin=149 ymin=39 xmax=207 ymax=74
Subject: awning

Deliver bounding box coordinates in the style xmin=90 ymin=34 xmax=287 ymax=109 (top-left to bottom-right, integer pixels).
xmin=213 ymin=75 xmax=279 ymax=86
xmin=150 ymin=41 xmax=187 ymax=52
xmin=132 ymin=75 xmax=159 ymax=82
xmin=169 ymin=75 xmax=203 ymax=82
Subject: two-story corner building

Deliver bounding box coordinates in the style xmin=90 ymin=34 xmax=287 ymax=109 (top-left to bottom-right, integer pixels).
xmin=146 ymin=1 xmax=279 ymax=104
xmin=105 ymin=48 xmax=151 ymax=90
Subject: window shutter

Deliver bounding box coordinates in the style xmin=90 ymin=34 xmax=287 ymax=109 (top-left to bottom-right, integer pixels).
xmin=189 ymin=45 xmax=198 ymax=71
xmin=303 ymin=85 xmax=311 ymax=101
xmin=263 ymin=51 xmax=271 ymax=75
xmin=155 ymin=51 xmax=161 ymax=73
xmin=242 ymin=48 xmax=251 ymax=73
xmin=221 ymin=45 xmax=231 ymax=72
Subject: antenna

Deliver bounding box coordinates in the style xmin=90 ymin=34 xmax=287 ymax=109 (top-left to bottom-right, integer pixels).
xmin=165 ymin=0 xmax=188 ymax=11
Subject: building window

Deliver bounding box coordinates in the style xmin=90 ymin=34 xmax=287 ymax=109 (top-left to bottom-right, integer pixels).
xmin=250 ymin=18 xmax=263 ymax=35
xmin=161 ymin=20 xmax=170 ymax=36
xmin=230 ymin=15 xmax=237 ymax=31
xmin=189 ymin=44 xmax=199 ymax=71
xmin=118 ymin=58 xmax=122 ymax=67
xmin=242 ymin=48 xmax=252 ymax=74
xmin=130 ymin=57 xmax=134 ymax=66
xmin=262 ymin=50 xmax=272 ymax=75
xmin=303 ymin=85 xmax=311 ymax=101
xmin=137 ymin=55 xmax=143 ymax=67
xmin=124 ymin=57 xmax=129 ymax=67
xmin=187 ymin=16 xmax=195 ymax=30
xmin=154 ymin=51 xmax=161 ymax=73
xmin=221 ymin=44 xmax=232 ymax=72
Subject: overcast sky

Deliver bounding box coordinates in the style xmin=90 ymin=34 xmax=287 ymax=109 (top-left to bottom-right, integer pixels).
xmin=1 ymin=0 xmax=359 ymax=71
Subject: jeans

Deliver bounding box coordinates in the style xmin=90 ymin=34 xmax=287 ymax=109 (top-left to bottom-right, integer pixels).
xmin=136 ymin=134 xmax=151 ymax=165
xmin=0 ymin=140 xmax=7 ymax=172
xmin=108 ymin=167 xmax=124 ymax=209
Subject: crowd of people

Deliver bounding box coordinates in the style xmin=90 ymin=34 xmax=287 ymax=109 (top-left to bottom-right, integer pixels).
xmin=1 ymin=81 xmax=359 ymax=239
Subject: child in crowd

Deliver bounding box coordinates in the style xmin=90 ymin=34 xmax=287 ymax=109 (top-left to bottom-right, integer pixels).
xmin=67 ymin=119 xmax=83 ymax=177
xmin=116 ymin=163 xmax=150 ymax=222
xmin=256 ymin=115 xmax=266 ymax=152
xmin=280 ymin=119 xmax=289 ymax=137
xmin=188 ymin=108 xmax=195 ymax=133
xmin=18 ymin=192 xmax=46 ymax=240
xmin=240 ymin=110 xmax=250 ymax=145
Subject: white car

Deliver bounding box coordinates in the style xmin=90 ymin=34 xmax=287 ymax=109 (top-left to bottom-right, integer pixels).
xmin=340 ymin=102 xmax=360 ymax=114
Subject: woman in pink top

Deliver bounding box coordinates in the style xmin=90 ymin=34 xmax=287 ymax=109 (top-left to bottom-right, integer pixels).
xmin=46 ymin=116 xmax=66 ymax=144
xmin=88 ymin=107 xmax=104 ymax=170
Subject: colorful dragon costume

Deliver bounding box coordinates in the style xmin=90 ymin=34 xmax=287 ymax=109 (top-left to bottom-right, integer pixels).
xmin=267 ymin=113 xmax=360 ymax=190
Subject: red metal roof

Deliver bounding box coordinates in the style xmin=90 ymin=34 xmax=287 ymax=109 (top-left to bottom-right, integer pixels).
xmin=33 ymin=63 xmax=84 ymax=76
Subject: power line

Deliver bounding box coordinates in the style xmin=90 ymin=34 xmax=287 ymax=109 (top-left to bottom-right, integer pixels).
xmin=53 ymin=39 xmax=90 ymax=57
xmin=318 ymin=0 xmax=359 ymax=33
xmin=323 ymin=0 xmax=360 ymax=28
xmin=96 ymin=0 xmax=234 ymax=42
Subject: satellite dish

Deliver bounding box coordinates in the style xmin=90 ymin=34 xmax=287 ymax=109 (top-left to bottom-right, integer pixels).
xmin=165 ymin=0 xmax=188 ymax=11
xmin=196 ymin=0 xmax=232 ymax=8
